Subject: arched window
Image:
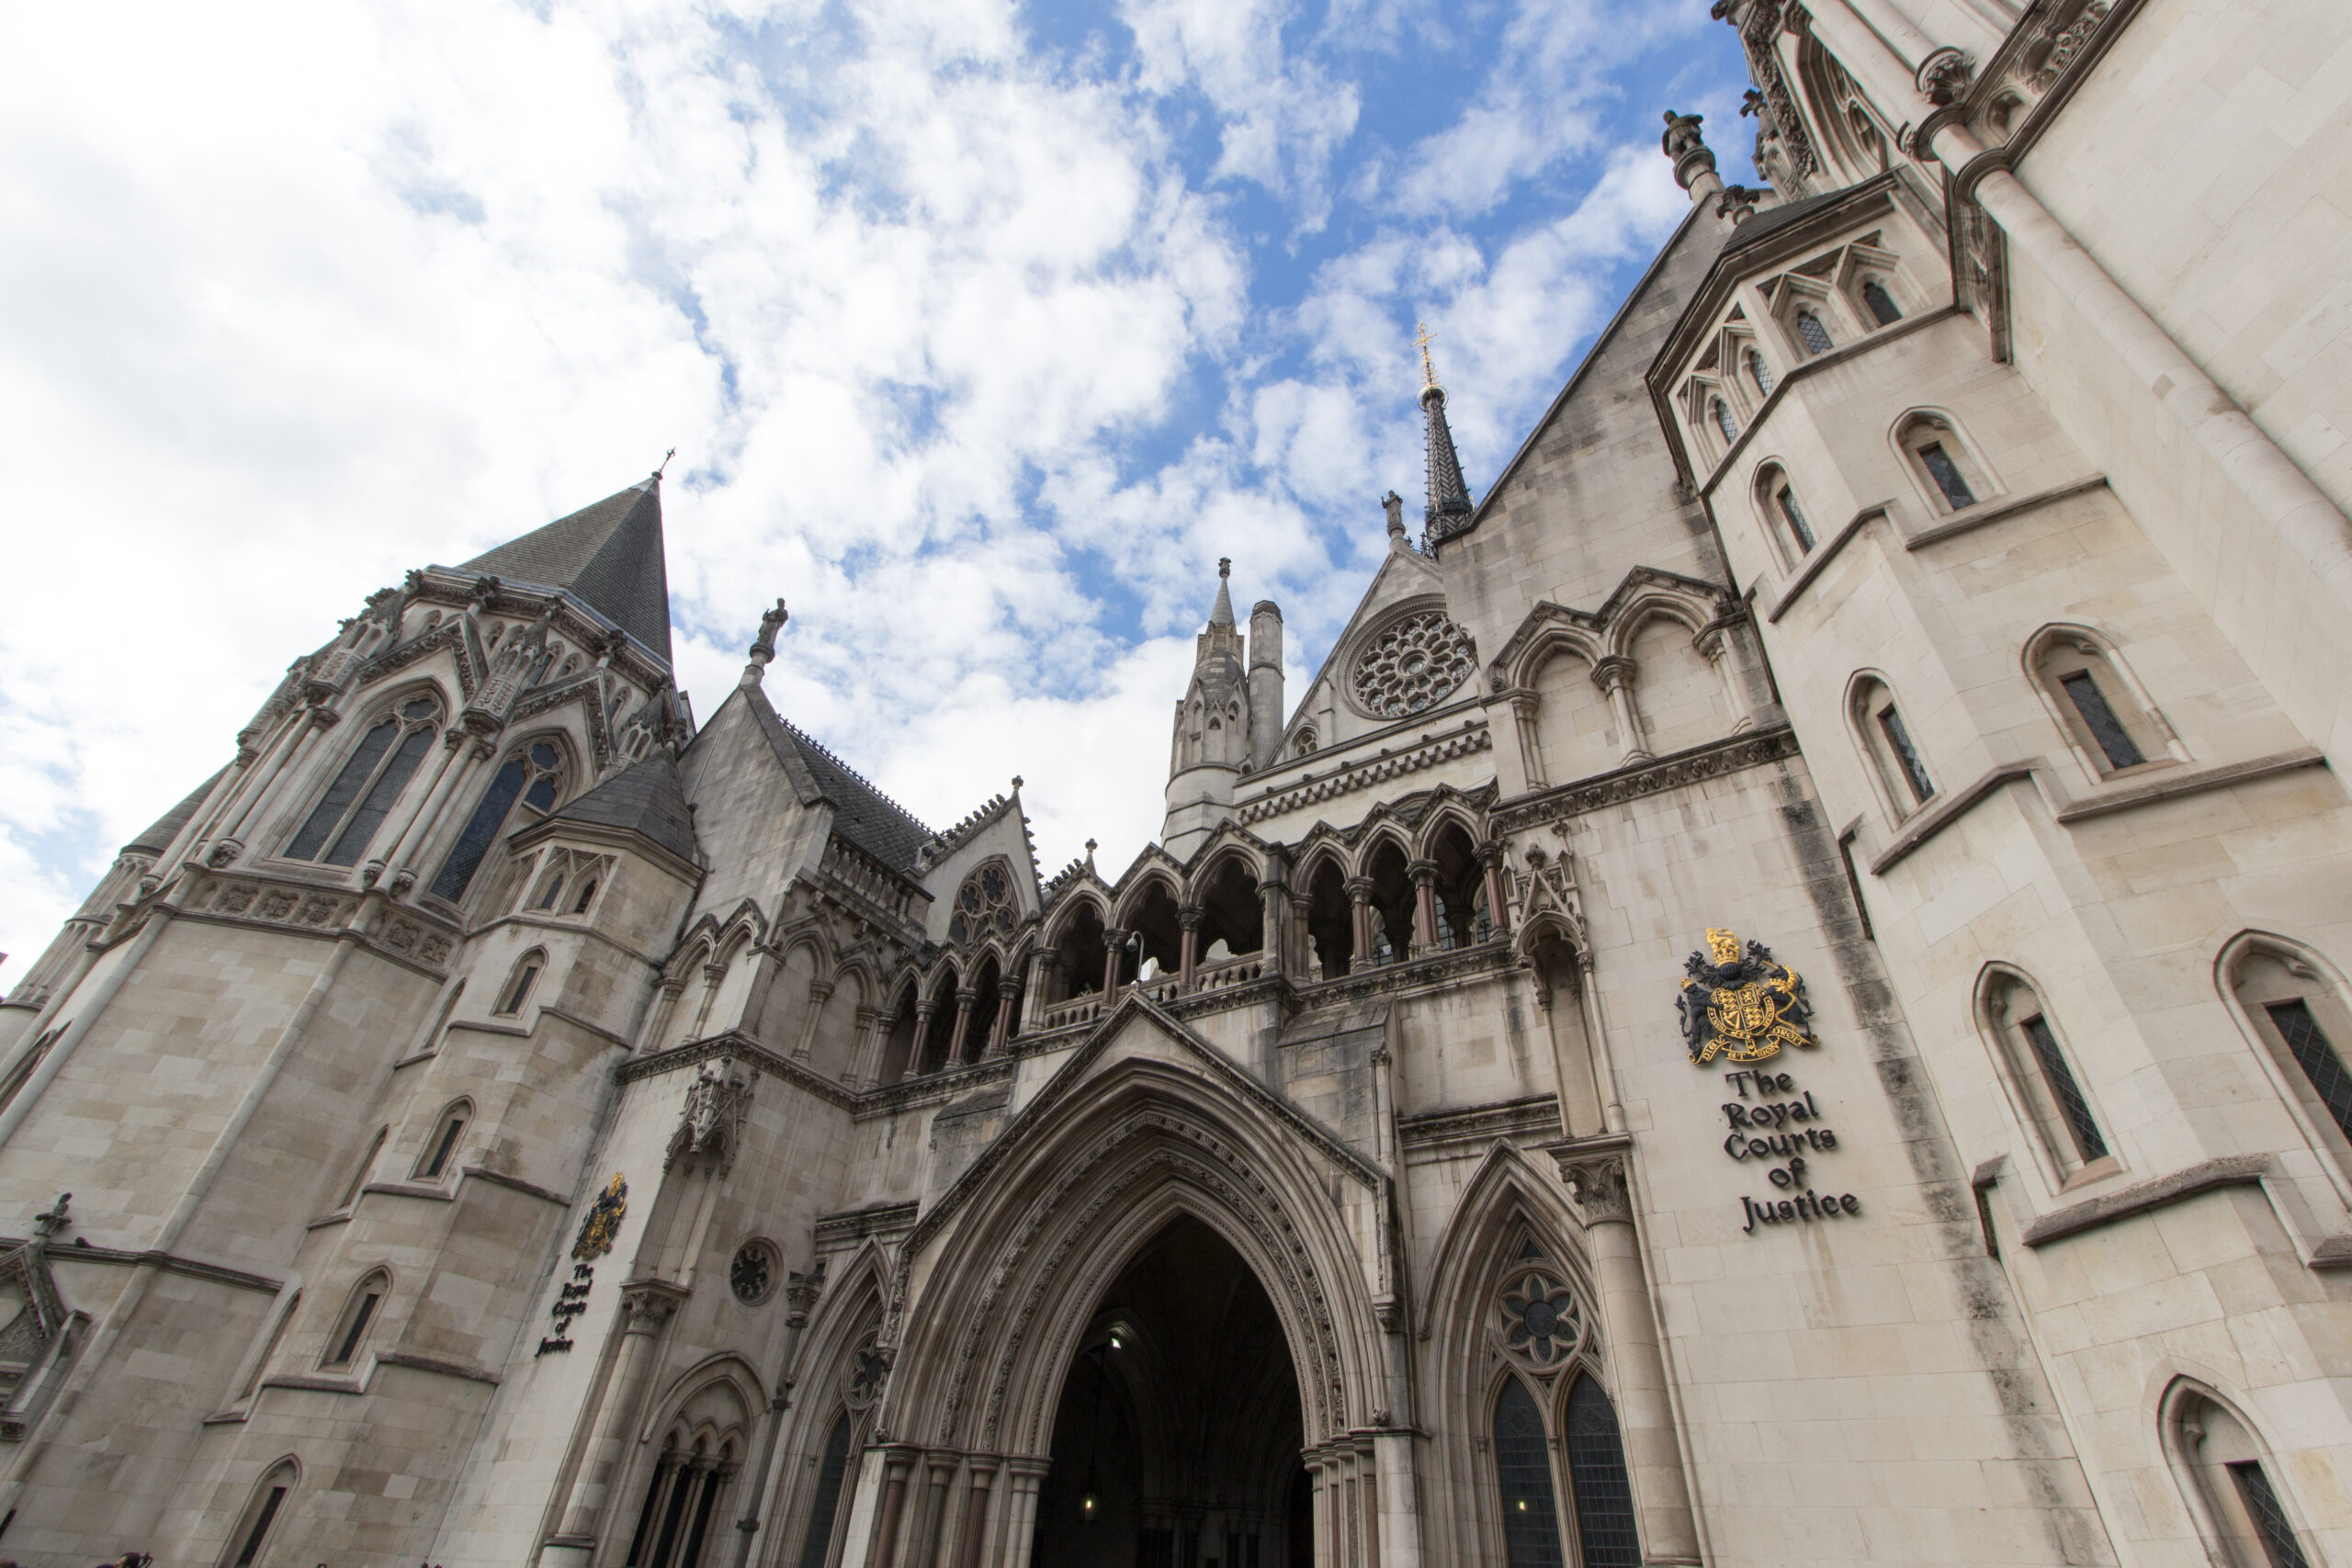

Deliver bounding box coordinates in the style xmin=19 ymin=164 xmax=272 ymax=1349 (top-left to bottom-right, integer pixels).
xmin=626 ymin=1434 xmax=736 ymax=1568
xmin=2228 ymin=939 xmax=2352 ymax=1176
xmin=431 ymin=739 xmax=567 ymax=901
xmin=795 ymin=1410 xmax=856 ymax=1568
xmin=2167 ymin=1386 xmax=2315 ymax=1568
xmin=2028 ymin=628 xmax=2171 ymax=777
xmin=1981 ymin=970 xmax=2110 ymax=1179
xmin=1712 ymin=398 xmax=1740 ymax=446
xmin=225 ymin=1458 xmax=299 ymax=1568
xmin=1754 ymin=465 xmax=1816 ymax=564
xmin=572 ymin=877 xmax=601 ymax=914
xmin=413 ymin=1100 xmax=471 ymax=1180
xmin=1896 ymin=413 xmax=1992 ymax=513
xmin=285 ymin=694 xmax=442 ymax=865
xmin=1851 ymin=677 xmax=1936 ymax=810
xmin=496 ymin=950 xmax=547 ymax=1016
xmin=536 ymin=870 xmax=568 ymax=910
xmin=322 ymin=1270 xmax=388 ymax=1369
xmin=339 ymin=1127 xmax=388 ymax=1209
xmin=1795 ymin=308 xmax=1834 ymax=355
xmin=1747 ymin=348 xmax=1775 ymax=398
xmin=1861 ymin=277 xmax=1903 ymax=326
xmin=1494 ymin=1377 xmax=1566 ymax=1567
xmin=1564 ymin=1375 xmax=1641 ymax=1568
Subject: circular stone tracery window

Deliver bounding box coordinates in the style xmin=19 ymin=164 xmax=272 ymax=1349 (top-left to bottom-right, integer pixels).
xmin=730 ymin=1240 xmax=777 ymax=1305
xmin=1351 ymin=610 xmax=1477 ymax=717
xmin=1497 ymin=1262 xmax=1582 ymax=1368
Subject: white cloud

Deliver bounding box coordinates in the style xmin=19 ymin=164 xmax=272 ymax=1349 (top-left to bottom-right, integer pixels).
xmin=0 ymin=0 xmax=1746 ymax=978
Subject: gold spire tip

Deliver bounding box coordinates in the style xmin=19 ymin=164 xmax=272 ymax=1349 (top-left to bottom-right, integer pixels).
xmin=1413 ymin=321 xmax=1437 ymax=390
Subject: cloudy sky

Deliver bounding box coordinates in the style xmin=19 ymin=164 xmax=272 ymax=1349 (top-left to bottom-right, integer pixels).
xmin=0 ymin=0 xmax=1753 ymax=977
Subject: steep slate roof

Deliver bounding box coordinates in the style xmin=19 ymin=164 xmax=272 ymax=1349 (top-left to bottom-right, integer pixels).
xmin=459 ymin=478 xmax=673 ymax=663
xmin=1720 ymin=189 xmax=1842 ymax=255
xmin=547 ymin=753 xmax=699 ymax=865
xmin=124 ymin=770 xmax=224 ymax=856
xmin=735 ymin=690 xmax=934 ymax=871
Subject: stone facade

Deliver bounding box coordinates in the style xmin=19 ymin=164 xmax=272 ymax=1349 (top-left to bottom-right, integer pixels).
xmin=3 ymin=3 xmax=2350 ymax=1566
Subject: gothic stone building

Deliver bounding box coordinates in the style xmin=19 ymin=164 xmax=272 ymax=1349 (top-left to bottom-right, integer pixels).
xmin=5 ymin=2 xmax=2352 ymax=1565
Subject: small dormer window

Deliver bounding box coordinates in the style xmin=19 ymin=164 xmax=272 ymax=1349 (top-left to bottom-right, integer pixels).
xmin=1747 ymin=350 xmax=1774 ymax=398
xmin=1918 ymin=442 xmax=1976 ymax=509
xmin=1861 ymin=279 xmax=1903 ymax=326
xmin=1713 ymin=400 xmax=1740 ymax=445
xmin=1795 ymin=310 xmax=1834 ymax=356
xmin=1776 ymin=486 xmax=1815 ymax=551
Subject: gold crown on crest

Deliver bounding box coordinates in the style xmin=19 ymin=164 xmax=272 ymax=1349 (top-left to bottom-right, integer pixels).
xmin=1705 ymin=928 xmax=1743 ymax=964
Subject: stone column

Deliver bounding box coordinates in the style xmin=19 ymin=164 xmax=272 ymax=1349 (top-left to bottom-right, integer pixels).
xmin=1308 ymin=1452 xmax=1334 ymax=1568
xmin=732 ymin=1269 xmax=823 ymax=1568
xmin=1407 ymin=862 xmax=1439 ymax=953
xmin=910 ymin=1451 xmax=961 ymax=1568
xmin=847 ymin=1006 xmax=887 ymax=1089
xmin=986 ymin=975 xmax=1021 ymax=1056
xmin=1257 ymin=855 xmax=1290 ymax=979
xmin=1345 ymin=879 xmax=1375 ymax=967
xmin=1590 ymin=657 xmax=1649 ymax=765
xmin=956 ymin=1455 xmax=1000 ymax=1568
xmin=214 ymin=705 xmax=342 ymax=862
xmin=638 ymin=977 xmax=690 ymax=1055
xmin=1506 ymin=689 xmax=1545 ymax=791
xmin=910 ymin=999 xmax=941 ymax=1075
xmin=1020 ymin=949 xmax=1058 ymax=1032
xmin=793 ymin=980 xmax=835 ymax=1061
xmin=1694 ymin=624 xmax=1754 ymax=734
xmin=553 ymin=1283 xmax=686 ymax=1549
xmin=1555 ymin=1152 xmax=1699 ymax=1564
xmin=865 ymin=1446 xmax=919 ymax=1568
xmin=996 ymin=1459 xmax=1051 ymax=1568
xmin=1100 ymin=931 xmax=1127 ymax=1001
xmin=374 ymin=724 xmax=469 ymax=889
xmin=946 ymin=987 xmax=978 ymax=1065
xmin=1477 ymin=843 xmax=1510 ymax=940
xmin=1178 ymin=908 xmax=1202 ymax=990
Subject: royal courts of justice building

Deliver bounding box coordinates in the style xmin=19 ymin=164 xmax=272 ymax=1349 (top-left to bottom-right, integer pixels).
xmin=5 ymin=2 xmax=2352 ymax=1565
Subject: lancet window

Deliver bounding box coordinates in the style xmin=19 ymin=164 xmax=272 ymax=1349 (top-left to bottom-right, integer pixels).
xmin=432 ymin=739 xmax=566 ymax=901
xmin=949 ymin=860 xmax=1018 ymax=946
xmin=285 ymin=694 xmax=441 ymax=866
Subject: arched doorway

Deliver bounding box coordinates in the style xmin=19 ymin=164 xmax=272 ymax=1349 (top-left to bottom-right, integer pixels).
xmin=1032 ymin=1215 xmax=1308 ymax=1568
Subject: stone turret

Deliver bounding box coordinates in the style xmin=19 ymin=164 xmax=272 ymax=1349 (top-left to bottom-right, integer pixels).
xmin=1247 ymin=599 xmax=1284 ymax=773
xmin=1163 ymin=560 xmax=1252 ymax=859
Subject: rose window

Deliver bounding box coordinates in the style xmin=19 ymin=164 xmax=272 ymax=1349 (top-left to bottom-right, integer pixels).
xmin=1498 ymin=1266 xmax=1581 ymax=1367
xmin=730 ymin=1241 xmax=775 ymax=1304
xmin=949 ymin=861 xmax=1019 ymax=946
xmin=1351 ymin=612 xmax=1477 ymax=717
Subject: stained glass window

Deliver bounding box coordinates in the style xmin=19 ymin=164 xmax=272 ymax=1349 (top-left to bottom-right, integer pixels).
xmin=1796 ymin=310 xmax=1834 ymax=355
xmin=2229 ymin=1461 xmax=2312 ymax=1568
xmin=2061 ymin=671 xmax=2143 ymax=770
xmin=1713 ymin=400 xmax=1739 ymax=444
xmin=432 ymin=741 xmax=564 ymax=901
xmin=1876 ymin=705 xmax=1936 ymax=804
xmin=1493 ymin=1379 xmax=1566 ymax=1568
xmin=1862 ymin=279 xmax=1903 ymax=325
xmin=1918 ymin=441 xmax=1976 ymax=509
xmin=796 ymin=1413 xmax=855 ymax=1568
xmin=2267 ymin=1000 xmax=2352 ymax=1144
xmin=1776 ymin=486 xmax=1815 ymax=551
xmin=1565 ymin=1376 xmax=1641 ymax=1568
xmin=1747 ymin=350 xmax=1774 ymax=398
xmin=287 ymin=695 xmax=440 ymax=865
xmin=2020 ymin=1013 xmax=2107 ymax=1163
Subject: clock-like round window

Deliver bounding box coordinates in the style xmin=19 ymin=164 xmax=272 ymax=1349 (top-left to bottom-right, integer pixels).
xmin=730 ymin=1240 xmax=776 ymax=1305
xmin=1351 ymin=610 xmax=1477 ymax=717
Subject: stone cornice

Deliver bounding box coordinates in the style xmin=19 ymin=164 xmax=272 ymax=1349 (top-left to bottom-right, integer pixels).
xmin=34 ymin=1240 xmax=281 ymax=1295
xmin=1397 ymin=1094 xmax=1562 ymax=1150
xmin=1490 ymin=728 xmax=1799 ymax=834
xmin=1237 ymin=726 xmax=1491 ymax=826
xmin=815 ymin=1200 xmax=921 ymax=1247
xmin=616 ymin=1031 xmax=861 ymax=1111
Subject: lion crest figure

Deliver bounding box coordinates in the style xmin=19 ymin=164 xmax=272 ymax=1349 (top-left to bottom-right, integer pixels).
xmin=1677 ymin=927 xmax=1817 ymax=1065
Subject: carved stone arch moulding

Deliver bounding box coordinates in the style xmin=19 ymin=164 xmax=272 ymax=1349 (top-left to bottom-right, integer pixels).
xmin=882 ymin=1092 xmax=1368 ymax=1454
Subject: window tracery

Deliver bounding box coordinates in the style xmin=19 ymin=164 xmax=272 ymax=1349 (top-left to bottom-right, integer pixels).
xmin=1497 ymin=1258 xmax=1583 ymax=1370
xmin=432 ymin=739 xmax=566 ymax=901
xmin=949 ymin=861 xmax=1018 ymax=946
xmin=286 ymin=694 xmax=442 ymax=866
xmin=1351 ymin=610 xmax=1478 ymax=717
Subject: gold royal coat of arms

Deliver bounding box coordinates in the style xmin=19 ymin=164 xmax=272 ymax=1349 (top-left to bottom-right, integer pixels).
xmin=1677 ymin=928 xmax=1818 ymax=1065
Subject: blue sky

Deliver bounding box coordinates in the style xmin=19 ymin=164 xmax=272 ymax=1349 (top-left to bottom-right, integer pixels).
xmin=0 ymin=0 xmax=1757 ymax=976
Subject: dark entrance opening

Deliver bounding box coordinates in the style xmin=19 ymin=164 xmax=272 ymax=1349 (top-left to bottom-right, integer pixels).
xmin=1033 ymin=1215 xmax=1309 ymax=1568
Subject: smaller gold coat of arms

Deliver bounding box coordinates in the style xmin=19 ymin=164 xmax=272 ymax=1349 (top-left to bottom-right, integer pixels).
xmin=572 ymin=1172 xmax=628 ymax=1261
xmin=1678 ymin=928 xmax=1817 ymax=1065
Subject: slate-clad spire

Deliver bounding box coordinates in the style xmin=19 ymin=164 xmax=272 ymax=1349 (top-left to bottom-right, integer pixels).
xmin=1416 ymin=323 xmax=1476 ymax=545
xmin=459 ymin=469 xmax=674 ymax=664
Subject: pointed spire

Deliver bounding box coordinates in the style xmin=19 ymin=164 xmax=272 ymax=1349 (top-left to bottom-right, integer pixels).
xmin=459 ymin=469 xmax=673 ymax=663
xmin=1415 ymin=324 xmax=1476 ymax=545
xmin=1209 ymin=558 xmax=1235 ymax=626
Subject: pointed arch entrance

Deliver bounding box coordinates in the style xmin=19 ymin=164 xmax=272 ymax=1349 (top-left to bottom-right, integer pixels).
xmin=1032 ymin=1215 xmax=1306 ymax=1568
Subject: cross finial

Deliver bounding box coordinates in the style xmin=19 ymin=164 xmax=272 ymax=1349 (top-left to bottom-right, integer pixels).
xmin=1413 ymin=321 xmax=1438 ymax=389
xmin=655 ymin=447 xmax=676 ymax=479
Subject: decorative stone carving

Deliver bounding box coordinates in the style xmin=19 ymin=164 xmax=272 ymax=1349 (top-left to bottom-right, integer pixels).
xmin=1351 ymin=611 xmax=1478 ymax=718
xmin=1496 ymin=1257 xmax=1584 ymax=1371
xmin=665 ymin=1055 xmax=752 ymax=1173
xmin=1560 ymin=1155 xmax=1633 ymax=1226
xmin=572 ymin=1172 xmax=628 ymax=1261
xmin=1915 ymin=45 xmax=1974 ymax=106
